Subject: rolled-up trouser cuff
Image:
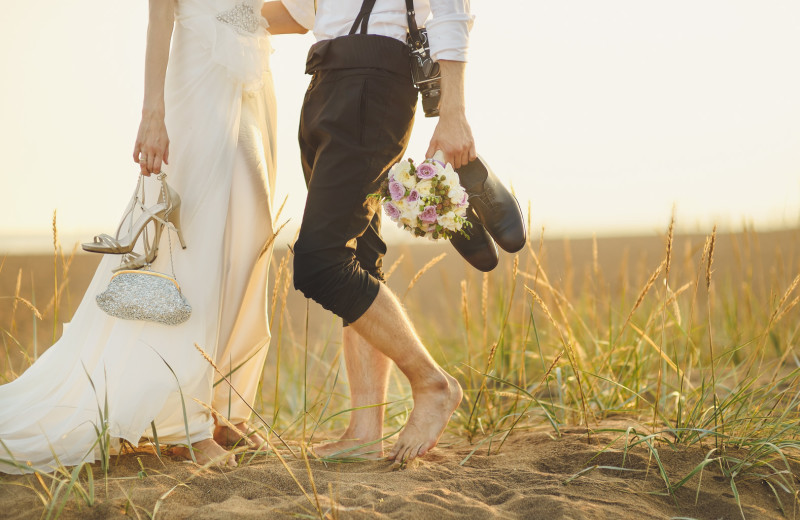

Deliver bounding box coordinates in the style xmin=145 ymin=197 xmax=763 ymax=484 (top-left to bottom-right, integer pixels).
xmin=341 ymin=269 xmax=385 ymax=327
xmin=293 ymin=251 xmax=382 ymax=325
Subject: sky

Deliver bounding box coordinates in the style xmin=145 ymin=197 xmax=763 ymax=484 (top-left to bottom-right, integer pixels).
xmin=1 ymin=1 xmax=799 ymax=252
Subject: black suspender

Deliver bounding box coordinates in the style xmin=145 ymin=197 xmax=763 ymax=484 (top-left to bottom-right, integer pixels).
xmin=349 ymin=0 xmax=379 ymax=35
xmin=349 ymin=0 xmax=420 ymax=37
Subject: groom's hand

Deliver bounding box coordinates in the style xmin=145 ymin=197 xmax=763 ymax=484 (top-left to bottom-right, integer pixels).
xmin=426 ymin=60 xmax=477 ymax=169
xmin=427 ymin=110 xmax=476 ymax=169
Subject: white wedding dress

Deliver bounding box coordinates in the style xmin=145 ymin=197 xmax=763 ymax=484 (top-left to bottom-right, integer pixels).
xmin=0 ymin=0 xmax=277 ymax=474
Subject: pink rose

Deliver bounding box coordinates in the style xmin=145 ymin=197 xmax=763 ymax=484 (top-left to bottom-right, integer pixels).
xmin=384 ymin=201 xmax=401 ymax=220
xmin=416 ymin=163 xmax=437 ymax=180
xmin=420 ymin=205 xmax=438 ymax=223
xmin=407 ymin=189 xmax=420 ymax=203
xmin=389 ymin=181 xmax=406 ymax=201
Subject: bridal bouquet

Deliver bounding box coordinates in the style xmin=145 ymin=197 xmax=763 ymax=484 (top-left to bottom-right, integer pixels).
xmin=370 ymin=157 xmax=470 ymax=240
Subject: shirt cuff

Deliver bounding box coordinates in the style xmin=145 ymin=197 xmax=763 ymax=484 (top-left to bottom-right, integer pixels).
xmin=426 ymin=14 xmax=474 ymax=62
xmin=279 ymin=0 xmax=315 ymax=31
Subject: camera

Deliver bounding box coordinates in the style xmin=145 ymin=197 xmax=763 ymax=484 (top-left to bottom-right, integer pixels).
xmin=408 ymin=28 xmax=441 ymax=118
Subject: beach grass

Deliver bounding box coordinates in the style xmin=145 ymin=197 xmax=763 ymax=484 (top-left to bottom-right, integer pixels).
xmin=1 ymin=214 xmax=800 ymax=518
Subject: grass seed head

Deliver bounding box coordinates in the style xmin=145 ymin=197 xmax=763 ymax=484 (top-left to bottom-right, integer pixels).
xmin=404 ymin=252 xmax=446 ymax=298
xmin=705 ymin=225 xmax=717 ymax=291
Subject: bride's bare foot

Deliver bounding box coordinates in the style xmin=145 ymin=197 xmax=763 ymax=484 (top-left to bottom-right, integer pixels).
xmin=387 ymin=370 xmax=462 ymax=464
xmin=214 ymin=422 xmax=267 ymax=449
xmin=171 ymin=438 xmax=236 ymax=467
xmin=312 ymin=433 xmax=384 ymax=460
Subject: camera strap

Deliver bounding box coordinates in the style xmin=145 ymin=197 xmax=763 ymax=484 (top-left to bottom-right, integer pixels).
xmin=405 ymin=0 xmax=436 ymax=78
xmin=405 ymin=0 xmax=421 ymax=37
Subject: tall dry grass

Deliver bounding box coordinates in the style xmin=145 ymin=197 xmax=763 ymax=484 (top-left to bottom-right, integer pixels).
xmin=1 ymin=215 xmax=800 ymax=518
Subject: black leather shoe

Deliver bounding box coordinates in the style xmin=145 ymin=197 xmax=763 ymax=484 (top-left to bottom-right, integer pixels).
xmin=450 ymin=207 xmax=499 ymax=272
xmin=457 ymin=156 xmax=526 ymax=253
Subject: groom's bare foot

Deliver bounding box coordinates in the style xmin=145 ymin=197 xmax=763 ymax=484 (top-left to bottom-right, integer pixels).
xmin=388 ymin=370 xmax=462 ymax=464
xmin=312 ymin=433 xmax=384 ymax=460
xmin=171 ymin=438 xmax=236 ymax=467
xmin=214 ymin=422 xmax=267 ymax=449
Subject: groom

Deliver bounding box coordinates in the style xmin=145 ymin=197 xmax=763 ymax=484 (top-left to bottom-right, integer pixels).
xmin=278 ymin=0 xmax=496 ymax=462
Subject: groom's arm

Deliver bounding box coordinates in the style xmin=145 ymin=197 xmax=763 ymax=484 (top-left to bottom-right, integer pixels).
xmin=424 ymin=0 xmax=476 ymax=169
xmin=261 ymin=1 xmax=309 ymax=34
xmin=426 ymin=60 xmax=476 ymax=169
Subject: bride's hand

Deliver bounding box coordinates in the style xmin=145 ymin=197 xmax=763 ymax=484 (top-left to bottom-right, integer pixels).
xmin=133 ymin=110 xmax=170 ymax=176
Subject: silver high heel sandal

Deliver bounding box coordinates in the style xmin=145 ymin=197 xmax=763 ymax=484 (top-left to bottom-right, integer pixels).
xmin=112 ymin=206 xmax=184 ymax=272
xmin=83 ymin=173 xmax=186 ymax=262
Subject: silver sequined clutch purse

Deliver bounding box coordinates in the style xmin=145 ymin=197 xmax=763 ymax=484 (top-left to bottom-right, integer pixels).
xmin=96 ymin=270 xmax=192 ymax=326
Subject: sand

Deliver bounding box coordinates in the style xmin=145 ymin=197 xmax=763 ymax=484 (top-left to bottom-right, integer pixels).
xmin=0 ymin=422 xmax=788 ymax=519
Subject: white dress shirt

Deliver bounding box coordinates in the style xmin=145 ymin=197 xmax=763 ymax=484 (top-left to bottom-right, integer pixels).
xmin=280 ymin=0 xmax=473 ymax=62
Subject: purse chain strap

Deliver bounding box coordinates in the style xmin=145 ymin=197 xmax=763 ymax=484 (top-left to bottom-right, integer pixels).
xmin=156 ymin=173 xmax=179 ymax=283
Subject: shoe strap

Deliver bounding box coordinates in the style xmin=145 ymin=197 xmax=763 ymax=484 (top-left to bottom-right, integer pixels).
xmin=115 ymin=172 xmax=180 ymax=281
xmin=93 ymin=233 xmax=123 ymax=250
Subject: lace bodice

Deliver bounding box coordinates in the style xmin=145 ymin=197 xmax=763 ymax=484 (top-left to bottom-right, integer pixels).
xmin=216 ymin=3 xmax=263 ymax=34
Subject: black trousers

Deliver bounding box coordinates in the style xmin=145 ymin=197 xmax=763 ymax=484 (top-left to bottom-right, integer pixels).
xmin=293 ymin=35 xmax=418 ymax=324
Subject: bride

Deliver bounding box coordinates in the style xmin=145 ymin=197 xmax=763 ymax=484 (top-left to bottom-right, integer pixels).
xmin=0 ymin=1 xmax=306 ymax=472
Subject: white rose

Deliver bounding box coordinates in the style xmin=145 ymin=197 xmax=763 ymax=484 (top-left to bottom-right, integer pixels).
xmin=416 ymin=179 xmax=434 ymax=197
xmin=389 ymin=160 xmax=407 ymax=177
xmin=402 ymin=208 xmax=420 ymax=223
xmin=437 ymin=211 xmax=458 ymax=230
xmin=448 ymin=185 xmax=467 ymax=205
xmin=394 ymin=161 xmax=416 ymax=189
xmin=395 ymin=197 xmax=416 ymax=216
xmin=443 ymin=164 xmax=459 ymax=184
xmin=398 ymin=159 xmax=413 ymax=174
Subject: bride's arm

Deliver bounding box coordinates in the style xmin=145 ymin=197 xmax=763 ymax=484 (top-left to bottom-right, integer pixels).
xmin=261 ymin=2 xmax=309 ymax=35
xmin=133 ymin=0 xmax=175 ymax=176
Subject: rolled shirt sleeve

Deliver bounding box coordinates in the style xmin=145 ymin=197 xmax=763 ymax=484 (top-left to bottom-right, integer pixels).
xmin=279 ymin=0 xmax=316 ymax=31
xmin=426 ymin=0 xmax=474 ymax=62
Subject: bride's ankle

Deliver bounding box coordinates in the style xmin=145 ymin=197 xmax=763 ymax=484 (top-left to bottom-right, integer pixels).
xmin=170 ymin=438 xmax=236 ymax=467
xmin=214 ymin=422 xmax=266 ymax=448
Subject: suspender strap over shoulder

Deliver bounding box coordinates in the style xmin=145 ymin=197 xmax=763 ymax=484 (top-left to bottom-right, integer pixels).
xmin=349 ymin=0 xmax=421 ymax=36
xmin=349 ymin=0 xmax=379 ymax=35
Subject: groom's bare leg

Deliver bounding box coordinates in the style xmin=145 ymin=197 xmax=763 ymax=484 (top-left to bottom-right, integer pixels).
xmin=349 ymin=285 xmax=462 ymax=463
xmin=314 ymin=327 xmax=391 ymax=459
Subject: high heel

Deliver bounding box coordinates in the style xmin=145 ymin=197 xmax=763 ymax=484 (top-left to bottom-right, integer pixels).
xmin=84 ymin=173 xmax=187 ymax=260
xmin=110 ymin=174 xmax=186 ymax=272
xmin=112 ymin=210 xmax=186 ymax=273
xmin=167 ymin=189 xmax=187 ymax=250
xmin=111 ymin=220 xmax=164 ymax=272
